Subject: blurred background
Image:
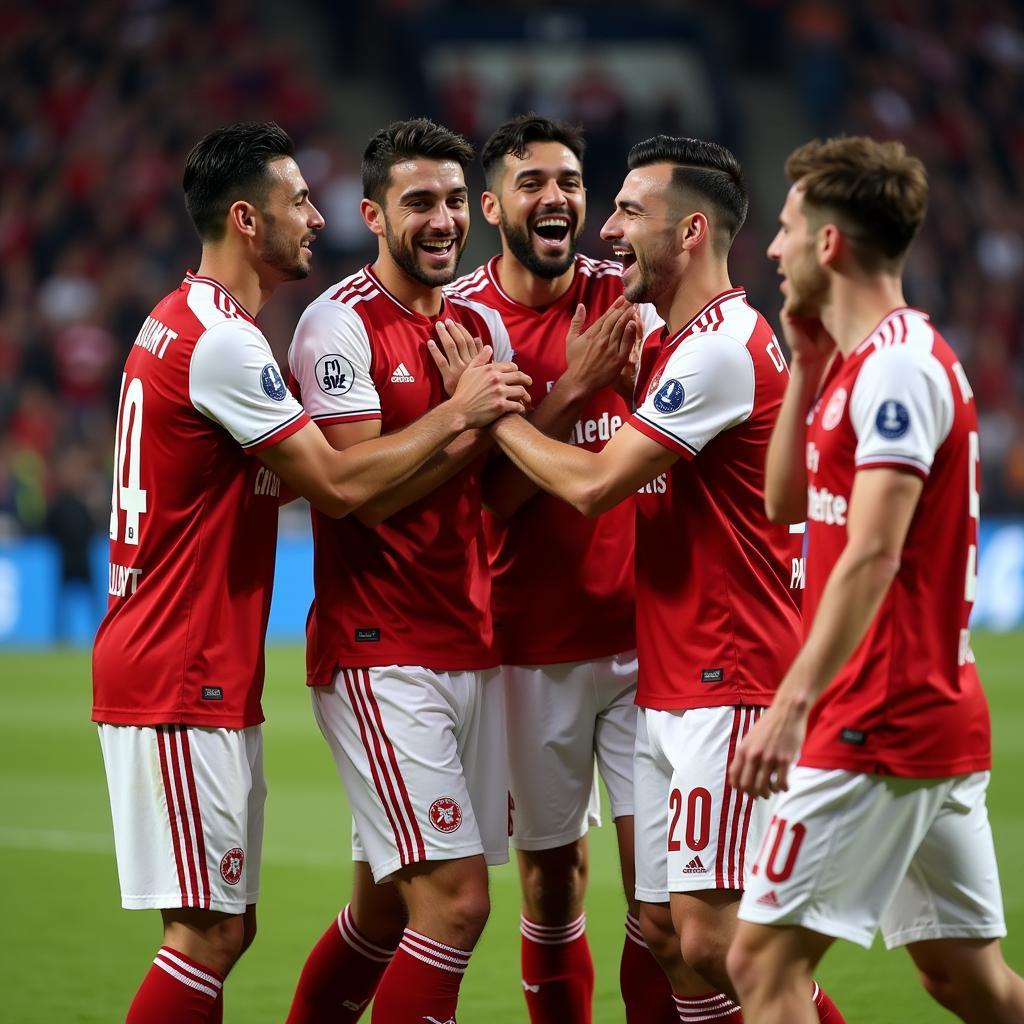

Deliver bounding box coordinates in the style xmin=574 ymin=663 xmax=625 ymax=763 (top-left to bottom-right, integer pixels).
xmin=1 ymin=0 xmax=1023 ymax=646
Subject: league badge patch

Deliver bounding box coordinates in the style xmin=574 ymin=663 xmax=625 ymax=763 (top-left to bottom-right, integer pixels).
xmin=315 ymin=353 xmax=356 ymax=396
xmin=261 ymin=363 xmax=287 ymax=401
xmin=653 ymin=378 xmax=685 ymax=414
xmin=875 ymin=400 xmax=910 ymax=439
xmin=220 ymin=847 xmax=244 ymax=885
xmin=428 ymin=796 xmax=463 ymax=834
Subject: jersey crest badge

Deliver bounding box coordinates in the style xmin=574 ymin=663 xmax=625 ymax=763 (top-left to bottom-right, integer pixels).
xmin=822 ymin=387 xmax=847 ymax=431
xmin=220 ymin=847 xmax=244 ymax=885
xmin=428 ymin=796 xmax=463 ymax=833
xmin=653 ymin=379 xmax=685 ymax=414
xmin=261 ymin=363 xmax=287 ymax=401
xmin=316 ymin=354 xmax=355 ymax=395
xmin=875 ymin=400 xmax=910 ymax=439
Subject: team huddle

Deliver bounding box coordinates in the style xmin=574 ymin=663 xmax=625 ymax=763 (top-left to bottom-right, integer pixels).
xmin=91 ymin=114 xmax=1023 ymax=1024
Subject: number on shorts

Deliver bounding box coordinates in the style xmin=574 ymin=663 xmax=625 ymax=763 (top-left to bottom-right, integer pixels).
xmin=758 ymin=815 xmax=807 ymax=883
xmin=668 ymin=786 xmax=712 ymax=852
xmin=668 ymin=788 xmax=683 ymax=852
xmin=109 ymin=373 xmax=149 ymax=546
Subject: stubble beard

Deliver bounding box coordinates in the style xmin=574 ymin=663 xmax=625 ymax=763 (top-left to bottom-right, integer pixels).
xmin=384 ymin=215 xmax=464 ymax=288
xmin=500 ymin=209 xmax=579 ymax=280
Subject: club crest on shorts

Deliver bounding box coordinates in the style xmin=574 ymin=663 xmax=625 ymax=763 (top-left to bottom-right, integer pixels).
xmin=220 ymin=847 xmax=244 ymax=885
xmin=427 ymin=796 xmax=463 ymax=833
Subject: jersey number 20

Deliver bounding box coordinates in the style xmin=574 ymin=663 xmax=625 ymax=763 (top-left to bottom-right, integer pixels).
xmin=109 ymin=374 xmax=148 ymax=545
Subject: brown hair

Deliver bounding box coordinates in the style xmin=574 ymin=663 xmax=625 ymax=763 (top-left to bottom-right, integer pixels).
xmin=785 ymin=136 xmax=928 ymax=272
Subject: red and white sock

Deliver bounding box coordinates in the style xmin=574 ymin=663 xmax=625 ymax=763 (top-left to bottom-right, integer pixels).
xmin=673 ymin=991 xmax=744 ymax=1023
xmin=812 ymin=981 xmax=847 ymax=1023
xmin=126 ymin=946 xmax=223 ymax=1023
xmin=286 ymin=904 xmax=397 ymax=1023
xmin=520 ymin=912 xmax=594 ymax=1024
xmin=620 ymin=914 xmax=678 ymax=1023
xmin=370 ymin=928 xmax=470 ymax=1023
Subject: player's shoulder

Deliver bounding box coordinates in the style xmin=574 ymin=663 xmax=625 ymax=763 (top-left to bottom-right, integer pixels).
xmin=447 ymin=260 xmax=497 ymax=303
xmin=575 ymin=253 xmax=624 ymax=279
xmin=445 ymin=290 xmax=508 ymax=343
xmin=178 ymin=273 xmax=261 ymax=340
xmin=855 ymin=309 xmax=948 ymax=377
xmin=703 ymin=289 xmax=769 ymax=347
xmin=295 ymin=270 xmax=376 ymax=336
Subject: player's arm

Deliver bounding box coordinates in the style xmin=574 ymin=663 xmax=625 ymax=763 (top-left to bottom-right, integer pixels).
xmin=261 ymin=349 xmax=529 ymax=519
xmin=480 ymin=298 xmax=638 ymax=518
xmin=730 ymin=466 xmax=923 ymax=797
xmin=489 ymin=414 xmax=676 ymax=518
xmin=764 ymin=314 xmax=836 ymax=523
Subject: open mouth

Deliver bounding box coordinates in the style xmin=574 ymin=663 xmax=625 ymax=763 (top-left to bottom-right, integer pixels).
xmin=418 ymin=237 xmax=457 ymax=259
xmin=612 ymin=244 xmax=636 ymax=271
xmin=532 ymin=215 xmax=571 ymax=248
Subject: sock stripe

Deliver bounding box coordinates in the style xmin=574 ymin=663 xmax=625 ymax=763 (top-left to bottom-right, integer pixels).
xmin=338 ymin=904 xmax=397 ymax=963
xmin=152 ymin=957 xmax=220 ymax=1000
xmin=155 ymin=948 xmax=223 ymax=990
xmin=673 ymin=991 xmax=742 ymax=1022
xmin=400 ymin=929 xmax=471 ymax=974
xmin=624 ymin=913 xmax=647 ymax=947
xmin=520 ymin=913 xmax=586 ymax=945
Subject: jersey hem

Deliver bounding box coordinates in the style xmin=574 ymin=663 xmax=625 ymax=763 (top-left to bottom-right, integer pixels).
xmin=308 ymin=654 xmax=501 ymax=685
xmin=636 ymin=692 xmax=774 ymax=711
xmin=628 ymin=414 xmax=696 ymax=459
xmin=92 ymin=708 xmax=265 ymax=728
xmin=797 ymin=751 xmax=992 ymax=777
xmin=245 ymin=411 xmax=310 ymax=452
xmin=498 ymin=636 xmax=637 ymax=667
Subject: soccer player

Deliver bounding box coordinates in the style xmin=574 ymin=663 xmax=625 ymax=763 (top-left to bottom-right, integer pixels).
xmin=92 ymin=121 xmax=530 ymax=1024
xmin=447 ymin=114 xmax=672 ymax=1024
xmin=443 ymin=135 xmax=843 ymax=1023
xmin=283 ymin=117 xmax=543 ymax=1024
xmin=727 ymin=137 xmax=1024 ymax=1024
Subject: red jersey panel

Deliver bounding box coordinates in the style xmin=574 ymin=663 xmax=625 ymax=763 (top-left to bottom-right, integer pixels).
xmin=799 ymin=308 xmax=991 ymax=777
xmin=92 ymin=273 xmax=310 ymax=727
xmin=289 ymin=265 xmax=510 ymax=681
xmin=449 ymin=255 xmax=660 ymax=665
xmin=629 ymin=289 xmax=801 ymax=710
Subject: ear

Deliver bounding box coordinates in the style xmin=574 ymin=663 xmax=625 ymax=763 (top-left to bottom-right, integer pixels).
xmin=818 ymin=223 xmax=842 ymax=266
xmin=361 ymin=197 xmax=386 ymax=238
xmin=480 ymin=191 xmax=501 ymax=228
xmin=228 ymin=200 xmax=258 ymax=240
xmin=678 ymin=211 xmax=709 ymax=253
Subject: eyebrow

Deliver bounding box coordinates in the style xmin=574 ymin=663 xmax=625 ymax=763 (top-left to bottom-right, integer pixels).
xmin=616 ymin=198 xmax=644 ymax=213
xmin=512 ymin=167 xmax=582 ymax=183
xmin=290 ymin=187 xmax=309 ymax=202
xmin=399 ymin=186 xmax=469 ymax=202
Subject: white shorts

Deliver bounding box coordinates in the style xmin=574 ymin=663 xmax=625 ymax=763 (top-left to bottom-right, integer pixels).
xmin=739 ymin=767 xmax=1006 ymax=949
xmin=98 ymin=724 xmax=265 ymax=914
xmin=634 ymin=705 xmax=771 ymax=904
xmin=504 ymin=650 xmax=638 ymax=851
xmin=313 ymin=665 xmax=509 ymax=882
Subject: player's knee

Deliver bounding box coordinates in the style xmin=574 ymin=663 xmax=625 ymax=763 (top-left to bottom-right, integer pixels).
xmin=520 ymin=844 xmax=587 ymax=922
xmin=638 ymin=904 xmax=677 ymax=964
xmin=678 ymin=917 xmax=729 ymax=983
xmin=916 ymin=964 xmax=960 ymax=1012
xmin=448 ymin=886 xmax=491 ymax=945
xmin=726 ymin=935 xmax=759 ymax=999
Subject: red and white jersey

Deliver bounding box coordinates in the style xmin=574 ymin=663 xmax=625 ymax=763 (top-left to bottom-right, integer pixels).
xmin=289 ymin=265 xmax=511 ymax=682
xmin=92 ymin=272 xmax=310 ymax=728
xmin=449 ymin=254 xmax=661 ymax=664
xmin=799 ymin=308 xmax=991 ymax=777
xmin=629 ymin=288 xmax=802 ymax=710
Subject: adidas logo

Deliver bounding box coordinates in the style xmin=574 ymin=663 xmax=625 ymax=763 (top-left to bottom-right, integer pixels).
xmin=682 ymin=855 xmax=707 ymax=874
xmin=391 ymin=362 xmax=415 ymax=383
xmin=756 ymin=889 xmax=781 ymax=907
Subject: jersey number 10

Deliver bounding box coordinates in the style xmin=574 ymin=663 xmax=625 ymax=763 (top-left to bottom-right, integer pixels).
xmin=109 ymin=373 xmax=149 ymax=546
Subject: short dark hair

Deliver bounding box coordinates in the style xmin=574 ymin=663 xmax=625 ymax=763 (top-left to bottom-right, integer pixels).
xmin=481 ymin=114 xmax=586 ymax=189
xmin=182 ymin=121 xmax=294 ymax=242
xmin=362 ymin=118 xmax=475 ymax=205
xmin=785 ymin=136 xmax=928 ymax=272
xmin=627 ymin=136 xmax=748 ymax=254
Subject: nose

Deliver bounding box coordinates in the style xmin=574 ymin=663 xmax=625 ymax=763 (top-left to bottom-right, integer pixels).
xmin=600 ymin=211 xmax=622 ymax=241
xmin=309 ymin=201 xmax=325 ymax=231
xmin=540 ymin=179 xmax=566 ymax=205
xmin=430 ymin=203 xmax=456 ymax=233
xmin=766 ymin=230 xmax=781 ymax=261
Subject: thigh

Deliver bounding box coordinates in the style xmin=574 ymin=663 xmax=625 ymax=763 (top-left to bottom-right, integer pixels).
xmin=98 ymin=723 xmax=261 ymax=914
xmin=633 ymin=708 xmax=672 ymax=904
xmin=663 ymin=706 xmax=768 ymax=893
xmin=312 ymin=666 xmax=486 ymax=883
xmin=881 ymin=772 xmax=1007 ymax=949
xmin=504 ymin=660 xmax=601 ymax=851
xmin=593 ymin=649 xmax=639 ymax=822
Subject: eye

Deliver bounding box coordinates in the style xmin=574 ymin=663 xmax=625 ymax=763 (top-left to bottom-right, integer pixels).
xmin=561 ymin=179 xmax=582 ymax=191
xmin=519 ymin=180 xmax=540 ymax=191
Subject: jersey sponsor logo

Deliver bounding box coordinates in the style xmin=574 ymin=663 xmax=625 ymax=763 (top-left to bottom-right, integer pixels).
xmin=840 ymin=727 xmax=867 ymax=745
xmin=822 ymin=387 xmax=847 ymax=431
xmin=108 ymin=562 xmax=142 ymax=597
xmin=568 ymin=411 xmax=623 ymax=446
xmin=390 ymin=362 xmax=415 ymax=383
xmin=653 ymin=378 xmax=685 ymax=414
xmin=682 ymin=855 xmax=708 ymax=874
xmin=355 ymin=627 xmax=380 ymax=642
xmin=261 ymin=363 xmax=288 ymax=401
xmin=427 ymin=796 xmax=463 ymax=833
xmin=220 ymin=847 xmax=244 ymax=885
xmin=807 ymin=484 xmax=848 ymax=526
xmin=701 ymin=667 xmax=724 ymax=683
xmin=316 ymin=353 xmax=356 ymax=395
xmin=791 ymin=556 xmax=806 ymax=590
xmin=637 ymin=472 xmax=668 ymax=495
xmin=201 ymin=686 xmax=224 ymax=701
xmin=254 ymin=465 xmax=281 ymax=497
xmin=875 ymin=399 xmax=910 ymax=439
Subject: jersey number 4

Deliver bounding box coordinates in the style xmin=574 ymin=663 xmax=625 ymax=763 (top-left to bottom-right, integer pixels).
xmin=109 ymin=374 xmax=148 ymax=545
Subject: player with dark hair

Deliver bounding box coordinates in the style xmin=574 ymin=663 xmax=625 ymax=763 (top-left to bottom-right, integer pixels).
xmin=438 ymin=135 xmax=843 ymax=1023
xmin=93 ymin=120 xmax=529 ymax=1024
xmin=728 ymin=136 xmax=1024 ymax=1024
xmin=450 ymin=113 xmax=672 ymax=1024
xmin=284 ymin=117 xmax=535 ymax=1024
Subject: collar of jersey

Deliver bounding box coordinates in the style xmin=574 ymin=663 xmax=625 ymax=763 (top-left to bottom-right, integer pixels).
xmin=663 ymin=286 xmax=746 ymax=351
xmin=853 ymin=306 xmax=930 ymax=357
xmin=184 ymin=271 xmax=257 ymax=323
xmin=364 ymin=264 xmax=446 ymax=323
xmin=483 ymin=254 xmax=582 ymax=313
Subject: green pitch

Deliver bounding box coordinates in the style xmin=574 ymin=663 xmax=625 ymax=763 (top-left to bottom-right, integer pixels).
xmin=1 ymin=634 xmax=1021 ymax=1023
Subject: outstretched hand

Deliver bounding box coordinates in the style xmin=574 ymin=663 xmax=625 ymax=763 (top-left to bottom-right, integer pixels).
xmin=563 ymin=297 xmax=638 ymax=394
xmin=434 ymin=346 xmax=533 ymax=428
xmin=428 ymin=319 xmax=487 ymax=396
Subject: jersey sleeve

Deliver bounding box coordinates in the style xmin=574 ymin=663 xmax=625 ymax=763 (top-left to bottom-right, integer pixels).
xmin=629 ymin=333 xmax=755 ymax=459
xmin=189 ymin=319 xmax=309 ymax=452
xmin=288 ymin=300 xmax=381 ymax=425
xmin=849 ymin=346 xmax=954 ymax=478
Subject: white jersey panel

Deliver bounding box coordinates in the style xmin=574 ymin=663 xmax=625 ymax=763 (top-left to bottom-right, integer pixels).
xmin=634 ymin=332 xmax=756 ymax=456
xmin=850 ymin=344 xmax=954 ymax=477
xmin=446 ymin=293 xmax=514 ymax=362
xmin=288 ymin=299 xmax=380 ymax=421
xmin=188 ymin=319 xmax=306 ymax=450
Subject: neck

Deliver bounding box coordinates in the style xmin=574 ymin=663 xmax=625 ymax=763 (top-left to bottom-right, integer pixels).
xmin=819 ymin=273 xmax=907 ymax=356
xmin=660 ymin=259 xmax=734 ymax=336
xmin=195 ymin=246 xmax=271 ymax=316
xmin=372 ymin=255 xmax=444 ymax=316
xmin=495 ymin=252 xmax=575 ymax=308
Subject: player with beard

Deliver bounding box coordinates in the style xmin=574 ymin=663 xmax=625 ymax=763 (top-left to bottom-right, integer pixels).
xmin=448 ymin=114 xmax=672 ymax=1024
xmin=93 ymin=121 xmax=530 ymax=1024
xmin=284 ymin=118 xmax=540 ymax=1024
xmin=440 ymin=136 xmax=845 ymax=1024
